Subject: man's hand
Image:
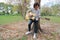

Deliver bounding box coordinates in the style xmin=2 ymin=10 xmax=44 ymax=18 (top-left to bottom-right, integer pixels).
xmin=36 ymin=18 xmax=39 ymax=21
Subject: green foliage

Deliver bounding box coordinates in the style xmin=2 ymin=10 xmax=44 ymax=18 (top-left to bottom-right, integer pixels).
xmin=0 ymin=2 xmax=4 ymax=7
xmin=12 ymin=5 xmax=18 ymax=12
xmin=41 ymin=4 xmax=60 ymax=16
xmin=41 ymin=7 xmax=52 ymax=16
xmin=51 ymin=4 xmax=60 ymax=16
xmin=0 ymin=12 xmax=5 ymax=15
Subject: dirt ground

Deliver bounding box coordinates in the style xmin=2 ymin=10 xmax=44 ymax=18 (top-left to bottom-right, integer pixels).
xmin=0 ymin=20 xmax=60 ymax=40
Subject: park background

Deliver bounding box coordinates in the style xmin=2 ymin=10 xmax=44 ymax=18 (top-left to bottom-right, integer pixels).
xmin=0 ymin=0 xmax=60 ymax=40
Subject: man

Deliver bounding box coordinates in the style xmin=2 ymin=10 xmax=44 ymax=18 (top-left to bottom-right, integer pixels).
xmin=25 ymin=3 xmax=41 ymax=38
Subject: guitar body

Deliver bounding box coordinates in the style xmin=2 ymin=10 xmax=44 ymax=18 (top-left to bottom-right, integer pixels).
xmin=25 ymin=12 xmax=36 ymax=20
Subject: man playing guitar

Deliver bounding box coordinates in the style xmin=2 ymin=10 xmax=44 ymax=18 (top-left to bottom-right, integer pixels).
xmin=25 ymin=3 xmax=41 ymax=39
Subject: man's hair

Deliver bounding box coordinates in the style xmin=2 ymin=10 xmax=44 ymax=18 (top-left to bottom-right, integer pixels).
xmin=33 ymin=3 xmax=40 ymax=8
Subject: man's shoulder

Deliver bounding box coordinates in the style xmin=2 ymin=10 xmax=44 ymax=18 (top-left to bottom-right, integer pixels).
xmin=38 ymin=9 xmax=40 ymax=12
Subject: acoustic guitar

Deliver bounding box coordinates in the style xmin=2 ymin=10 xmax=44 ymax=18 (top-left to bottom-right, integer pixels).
xmin=25 ymin=12 xmax=36 ymax=20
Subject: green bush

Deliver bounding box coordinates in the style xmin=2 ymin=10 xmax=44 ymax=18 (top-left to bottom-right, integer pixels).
xmin=0 ymin=12 xmax=5 ymax=15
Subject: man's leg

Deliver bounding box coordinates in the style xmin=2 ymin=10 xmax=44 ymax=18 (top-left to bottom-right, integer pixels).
xmin=34 ymin=20 xmax=38 ymax=33
xmin=33 ymin=20 xmax=38 ymax=38
xmin=28 ymin=19 xmax=33 ymax=31
xmin=25 ymin=19 xmax=33 ymax=35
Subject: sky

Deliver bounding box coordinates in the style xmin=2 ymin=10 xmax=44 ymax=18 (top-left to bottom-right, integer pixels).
xmin=41 ymin=0 xmax=60 ymax=5
xmin=0 ymin=0 xmax=59 ymax=7
xmin=30 ymin=0 xmax=58 ymax=8
xmin=0 ymin=0 xmax=57 ymax=4
xmin=0 ymin=0 xmax=5 ymax=2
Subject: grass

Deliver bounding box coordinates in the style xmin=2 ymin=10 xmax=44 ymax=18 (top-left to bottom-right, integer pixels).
xmin=0 ymin=15 xmax=60 ymax=25
xmin=0 ymin=15 xmax=60 ymax=40
xmin=42 ymin=16 xmax=60 ymax=23
xmin=21 ymin=36 xmax=27 ymax=40
xmin=0 ymin=15 xmax=24 ymax=25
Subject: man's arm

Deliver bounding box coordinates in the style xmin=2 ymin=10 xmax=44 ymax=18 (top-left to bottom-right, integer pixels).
xmin=26 ymin=9 xmax=32 ymax=14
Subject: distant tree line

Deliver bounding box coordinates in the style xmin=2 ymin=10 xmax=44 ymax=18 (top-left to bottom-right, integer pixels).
xmin=41 ymin=4 xmax=60 ymax=16
xmin=0 ymin=0 xmax=60 ymax=17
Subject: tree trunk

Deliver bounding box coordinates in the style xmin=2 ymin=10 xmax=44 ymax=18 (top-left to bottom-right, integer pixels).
xmin=35 ymin=0 xmax=41 ymax=8
xmin=35 ymin=0 xmax=41 ymax=4
xmin=21 ymin=0 xmax=30 ymax=19
xmin=34 ymin=0 xmax=43 ymax=32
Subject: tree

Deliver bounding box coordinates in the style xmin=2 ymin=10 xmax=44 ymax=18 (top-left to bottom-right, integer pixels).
xmin=51 ymin=4 xmax=60 ymax=16
xmin=35 ymin=0 xmax=41 ymax=8
xmin=6 ymin=0 xmax=30 ymax=16
xmin=22 ymin=0 xmax=30 ymax=17
xmin=41 ymin=6 xmax=53 ymax=16
xmin=34 ymin=0 xmax=43 ymax=32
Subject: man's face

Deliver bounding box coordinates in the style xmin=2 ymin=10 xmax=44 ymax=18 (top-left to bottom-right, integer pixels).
xmin=34 ymin=5 xmax=39 ymax=10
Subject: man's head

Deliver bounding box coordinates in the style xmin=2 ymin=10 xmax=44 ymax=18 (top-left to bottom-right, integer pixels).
xmin=33 ymin=3 xmax=40 ymax=10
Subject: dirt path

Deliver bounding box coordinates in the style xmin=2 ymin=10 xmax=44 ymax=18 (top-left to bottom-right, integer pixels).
xmin=0 ymin=20 xmax=60 ymax=40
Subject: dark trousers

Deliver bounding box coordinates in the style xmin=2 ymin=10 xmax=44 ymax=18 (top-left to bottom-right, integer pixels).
xmin=28 ymin=19 xmax=38 ymax=33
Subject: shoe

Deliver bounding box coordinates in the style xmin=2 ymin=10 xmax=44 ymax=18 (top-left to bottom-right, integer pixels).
xmin=25 ymin=31 xmax=31 ymax=35
xmin=33 ymin=33 xmax=37 ymax=39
